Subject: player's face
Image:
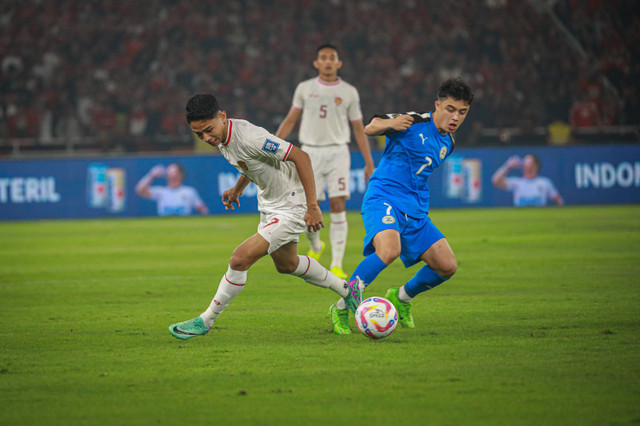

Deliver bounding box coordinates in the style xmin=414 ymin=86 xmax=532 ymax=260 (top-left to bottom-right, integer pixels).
xmin=522 ymin=155 xmax=539 ymax=177
xmin=433 ymin=98 xmax=470 ymax=134
xmin=190 ymin=111 xmax=228 ymax=147
xmin=166 ymin=164 xmax=183 ymax=187
xmin=313 ymin=48 xmax=342 ymax=79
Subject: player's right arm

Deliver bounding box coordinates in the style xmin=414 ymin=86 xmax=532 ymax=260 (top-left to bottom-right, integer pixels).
xmin=492 ymin=156 xmax=521 ymax=190
xmin=275 ymin=107 xmax=302 ymax=140
xmin=364 ymin=114 xmax=414 ymax=136
xmin=286 ymin=145 xmax=324 ymax=232
xmin=135 ymin=165 xmax=165 ymax=198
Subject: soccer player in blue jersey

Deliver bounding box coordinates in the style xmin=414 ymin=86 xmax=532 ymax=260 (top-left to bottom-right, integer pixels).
xmin=328 ymin=77 xmax=474 ymax=334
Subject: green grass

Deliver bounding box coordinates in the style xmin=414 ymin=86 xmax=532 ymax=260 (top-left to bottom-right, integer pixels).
xmin=1 ymin=205 xmax=639 ymax=425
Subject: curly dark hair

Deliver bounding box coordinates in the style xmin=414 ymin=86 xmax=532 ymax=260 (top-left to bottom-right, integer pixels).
xmin=437 ymin=77 xmax=474 ymax=105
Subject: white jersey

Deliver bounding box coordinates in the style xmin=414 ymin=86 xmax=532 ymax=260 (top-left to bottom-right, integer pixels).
xmin=149 ymin=185 xmax=205 ymax=216
xmin=505 ymin=176 xmax=560 ymax=207
xmin=292 ymin=77 xmax=363 ymax=146
xmin=218 ymin=119 xmax=307 ymax=216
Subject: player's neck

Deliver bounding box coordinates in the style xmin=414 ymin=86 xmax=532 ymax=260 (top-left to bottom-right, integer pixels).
xmin=318 ymin=74 xmax=339 ymax=84
xmin=431 ymin=112 xmax=448 ymax=135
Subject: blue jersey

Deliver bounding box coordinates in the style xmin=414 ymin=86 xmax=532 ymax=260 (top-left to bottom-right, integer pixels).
xmin=364 ymin=111 xmax=454 ymax=218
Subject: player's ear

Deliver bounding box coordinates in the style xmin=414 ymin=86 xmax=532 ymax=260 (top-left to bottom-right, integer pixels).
xmin=336 ymin=59 xmax=343 ymax=70
xmin=313 ymin=59 xmax=319 ymax=70
xmin=218 ymin=110 xmax=227 ymax=121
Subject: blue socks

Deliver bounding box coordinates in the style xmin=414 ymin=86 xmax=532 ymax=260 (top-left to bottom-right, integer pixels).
xmin=350 ymin=253 xmax=449 ymax=298
xmin=404 ymin=265 xmax=448 ymax=298
xmin=349 ymin=253 xmax=387 ymax=288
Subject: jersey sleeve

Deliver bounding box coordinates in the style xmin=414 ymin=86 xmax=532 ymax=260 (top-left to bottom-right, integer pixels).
xmin=149 ymin=186 xmax=163 ymax=200
xmin=247 ymin=126 xmax=294 ymax=162
xmin=504 ymin=177 xmax=519 ymax=191
xmin=292 ymin=83 xmax=305 ymax=110
xmin=367 ymin=111 xmax=431 ymax=136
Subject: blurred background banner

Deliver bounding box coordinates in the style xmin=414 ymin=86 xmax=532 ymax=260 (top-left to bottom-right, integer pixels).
xmin=1 ymin=144 xmax=638 ymax=221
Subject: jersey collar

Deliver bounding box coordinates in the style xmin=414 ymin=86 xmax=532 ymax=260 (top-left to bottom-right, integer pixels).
xmin=316 ymin=77 xmax=342 ymax=86
xmin=223 ymin=119 xmax=233 ymax=146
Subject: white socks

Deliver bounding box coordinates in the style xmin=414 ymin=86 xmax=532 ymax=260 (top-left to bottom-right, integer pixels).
xmin=330 ymin=211 xmax=347 ymax=269
xmin=399 ymin=286 xmax=413 ymax=302
xmin=291 ymin=255 xmax=348 ymax=297
xmin=200 ymin=266 xmax=247 ymax=328
xmin=305 ymin=229 xmax=322 ymax=253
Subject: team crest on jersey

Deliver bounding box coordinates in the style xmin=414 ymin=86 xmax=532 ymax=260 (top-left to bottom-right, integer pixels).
xmin=334 ymin=97 xmax=343 ymax=106
xmin=262 ymin=139 xmax=280 ymax=153
xmin=440 ymin=146 xmax=448 ymax=159
xmin=382 ymin=215 xmax=395 ymax=224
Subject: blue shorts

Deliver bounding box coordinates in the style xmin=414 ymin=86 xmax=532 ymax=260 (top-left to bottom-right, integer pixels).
xmin=361 ymin=198 xmax=445 ymax=268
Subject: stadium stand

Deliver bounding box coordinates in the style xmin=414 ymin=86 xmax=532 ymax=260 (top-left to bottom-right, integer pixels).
xmin=0 ymin=0 xmax=637 ymax=156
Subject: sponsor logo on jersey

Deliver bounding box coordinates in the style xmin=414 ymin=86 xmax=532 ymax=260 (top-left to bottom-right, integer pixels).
xmin=382 ymin=215 xmax=395 ymax=224
xmin=262 ymin=139 xmax=280 ymax=153
xmin=334 ymin=97 xmax=343 ymax=106
xmin=440 ymin=146 xmax=448 ymax=159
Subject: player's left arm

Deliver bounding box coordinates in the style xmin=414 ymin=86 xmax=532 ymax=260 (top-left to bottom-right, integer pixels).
xmin=286 ymin=146 xmax=324 ymax=232
xmin=222 ymin=174 xmax=252 ymax=210
xmin=351 ymin=119 xmax=375 ymax=181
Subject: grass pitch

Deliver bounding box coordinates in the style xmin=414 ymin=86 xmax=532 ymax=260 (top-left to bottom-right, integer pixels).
xmin=1 ymin=205 xmax=639 ymax=425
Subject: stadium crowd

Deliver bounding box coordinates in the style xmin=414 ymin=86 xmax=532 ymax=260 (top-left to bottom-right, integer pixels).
xmin=0 ymin=0 xmax=637 ymax=153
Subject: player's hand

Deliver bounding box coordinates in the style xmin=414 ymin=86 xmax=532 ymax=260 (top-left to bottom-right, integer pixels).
xmin=363 ymin=163 xmax=375 ymax=183
xmin=391 ymin=114 xmax=414 ymax=131
xmin=506 ymin=155 xmax=522 ymax=169
xmin=150 ymin=165 xmax=166 ymax=178
xmin=222 ymin=189 xmax=241 ymax=210
xmin=304 ymin=204 xmax=324 ymax=232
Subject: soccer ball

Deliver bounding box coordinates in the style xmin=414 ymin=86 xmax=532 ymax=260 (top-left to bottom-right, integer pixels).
xmin=354 ymin=297 xmax=398 ymax=339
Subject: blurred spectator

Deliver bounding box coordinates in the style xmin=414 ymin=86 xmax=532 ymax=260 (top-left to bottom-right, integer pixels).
xmin=135 ymin=163 xmax=209 ymax=216
xmin=492 ymin=154 xmax=564 ymax=207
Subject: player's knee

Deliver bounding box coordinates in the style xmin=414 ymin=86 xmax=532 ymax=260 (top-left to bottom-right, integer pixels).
xmin=274 ymin=259 xmax=297 ymax=274
xmin=438 ymin=257 xmax=457 ymax=279
xmin=229 ymin=251 xmax=250 ymax=271
xmin=376 ymin=246 xmax=401 ymax=265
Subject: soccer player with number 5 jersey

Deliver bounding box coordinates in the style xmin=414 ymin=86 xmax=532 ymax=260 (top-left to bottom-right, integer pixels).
xmin=277 ymin=44 xmax=375 ymax=282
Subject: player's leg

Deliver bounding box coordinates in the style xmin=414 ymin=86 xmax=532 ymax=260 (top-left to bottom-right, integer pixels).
xmin=329 ymin=201 xmax=403 ymax=334
xmin=386 ymin=220 xmax=455 ymax=328
xmin=169 ymin=234 xmax=269 ymax=340
xmin=302 ymin=145 xmax=326 ymax=259
xmin=271 ymin=242 xmax=362 ymax=313
xmin=264 ymin=212 xmax=362 ymax=313
xmin=325 ymin=145 xmax=351 ymax=279
xmin=328 ymin=196 xmax=348 ymax=279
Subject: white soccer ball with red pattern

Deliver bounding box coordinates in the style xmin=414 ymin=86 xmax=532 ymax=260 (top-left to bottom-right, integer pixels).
xmin=354 ymin=297 xmax=398 ymax=339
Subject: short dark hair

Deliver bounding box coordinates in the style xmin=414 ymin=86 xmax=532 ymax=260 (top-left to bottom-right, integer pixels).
xmin=185 ymin=94 xmax=220 ymax=123
xmin=437 ymin=77 xmax=474 ymax=105
xmin=316 ymin=43 xmax=338 ymax=55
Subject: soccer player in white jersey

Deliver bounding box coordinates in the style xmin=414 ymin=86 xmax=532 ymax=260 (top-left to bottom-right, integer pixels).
xmin=492 ymin=154 xmax=564 ymax=207
xmin=276 ymin=43 xmax=375 ymax=281
xmin=136 ymin=163 xmax=209 ymax=216
xmin=169 ymin=94 xmax=362 ymax=340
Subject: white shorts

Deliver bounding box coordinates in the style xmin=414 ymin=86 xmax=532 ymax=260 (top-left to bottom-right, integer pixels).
xmin=257 ymin=212 xmax=306 ymax=254
xmin=302 ymin=144 xmax=351 ymax=201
